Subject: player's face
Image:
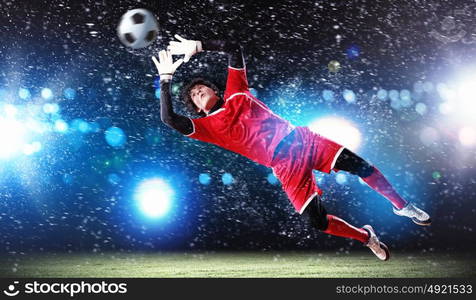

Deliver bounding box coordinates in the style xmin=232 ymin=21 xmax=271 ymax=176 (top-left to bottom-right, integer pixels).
xmin=190 ymin=84 xmax=219 ymax=114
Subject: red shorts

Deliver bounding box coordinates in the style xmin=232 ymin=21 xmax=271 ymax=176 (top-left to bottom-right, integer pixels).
xmin=270 ymin=126 xmax=344 ymax=214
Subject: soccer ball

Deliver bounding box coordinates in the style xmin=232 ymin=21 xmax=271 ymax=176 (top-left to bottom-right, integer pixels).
xmin=117 ymin=9 xmax=159 ymax=49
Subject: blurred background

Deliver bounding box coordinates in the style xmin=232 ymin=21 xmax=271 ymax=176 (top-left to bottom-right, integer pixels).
xmin=0 ymin=0 xmax=474 ymax=255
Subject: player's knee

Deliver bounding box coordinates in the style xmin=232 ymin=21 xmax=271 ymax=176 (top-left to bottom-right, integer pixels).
xmin=349 ymin=156 xmax=374 ymax=178
xmin=357 ymin=163 xmax=375 ymax=178
xmin=303 ymin=198 xmax=329 ymax=231
xmin=336 ymin=149 xmax=375 ymax=178
xmin=313 ymin=211 xmax=328 ymax=231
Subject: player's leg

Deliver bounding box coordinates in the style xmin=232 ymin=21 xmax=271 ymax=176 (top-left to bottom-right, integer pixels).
xmin=301 ymin=195 xmax=390 ymax=261
xmin=334 ymin=148 xmax=431 ymax=225
xmin=301 ymin=195 xmax=367 ymax=242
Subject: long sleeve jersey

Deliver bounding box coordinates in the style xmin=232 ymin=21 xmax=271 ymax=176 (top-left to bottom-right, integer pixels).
xmin=159 ymin=40 xmax=295 ymax=167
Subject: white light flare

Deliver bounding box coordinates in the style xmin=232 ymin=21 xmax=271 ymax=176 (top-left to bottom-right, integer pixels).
xmin=134 ymin=178 xmax=174 ymax=218
xmin=0 ymin=117 xmax=28 ymax=159
xmin=309 ymin=117 xmax=363 ymax=151
xmin=456 ymin=79 xmax=476 ymax=121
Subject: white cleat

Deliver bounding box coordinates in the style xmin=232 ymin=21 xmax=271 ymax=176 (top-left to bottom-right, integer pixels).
xmin=363 ymin=225 xmax=390 ymax=261
xmin=393 ymin=202 xmax=431 ymax=226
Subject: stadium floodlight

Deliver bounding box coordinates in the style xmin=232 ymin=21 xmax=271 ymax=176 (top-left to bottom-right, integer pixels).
xmin=0 ymin=117 xmax=28 ymax=159
xmin=308 ymin=117 xmax=362 ymax=151
xmin=134 ymin=178 xmax=173 ymax=218
xmin=459 ymin=126 xmax=476 ymax=146
xmin=456 ymin=78 xmax=476 ymax=123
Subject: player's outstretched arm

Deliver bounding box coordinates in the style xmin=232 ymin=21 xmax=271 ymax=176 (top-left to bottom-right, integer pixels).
xmin=168 ymin=34 xmax=245 ymax=69
xmin=203 ymin=40 xmax=245 ymax=69
xmin=151 ymin=50 xmax=193 ymax=135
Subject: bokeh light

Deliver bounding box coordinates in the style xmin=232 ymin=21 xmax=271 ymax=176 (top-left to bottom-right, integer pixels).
xmin=343 ymin=89 xmax=356 ymax=103
xmin=41 ymin=88 xmax=53 ymax=99
xmin=222 ymin=173 xmax=234 ymax=185
xmin=105 ymin=126 xmax=127 ymax=148
xmin=199 ymin=173 xmax=211 ymax=185
xmin=267 ymin=173 xmax=279 ymax=185
xmin=63 ymin=88 xmax=76 ymax=100
xmin=0 ymin=117 xmax=27 ymax=159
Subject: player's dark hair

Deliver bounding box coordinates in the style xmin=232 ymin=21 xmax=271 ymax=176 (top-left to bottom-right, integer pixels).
xmin=181 ymin=78 xmax=220 ymax=118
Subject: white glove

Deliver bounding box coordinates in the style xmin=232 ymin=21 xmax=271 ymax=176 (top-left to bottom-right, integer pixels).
xmin=151 ymin=50 xmax=184 ymax=81
xmin=167 ymin=34 xmax=203 ymax=63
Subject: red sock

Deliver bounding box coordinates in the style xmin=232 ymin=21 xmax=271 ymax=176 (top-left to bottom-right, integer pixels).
xmin=362 ymin=167 xmax=408 ymax=209
xmin=323 ymin=215 xmax=369 ymax=243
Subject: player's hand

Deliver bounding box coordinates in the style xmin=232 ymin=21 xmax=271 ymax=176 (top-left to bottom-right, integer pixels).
xmin=151 ymin=50 xmax=184 ymax=81
xmin=167 ymin=34 xmax=202 ymax=63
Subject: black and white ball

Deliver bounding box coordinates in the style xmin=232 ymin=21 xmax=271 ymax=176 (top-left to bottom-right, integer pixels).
xmin=117 ymin=9 xmax=159 ymax=49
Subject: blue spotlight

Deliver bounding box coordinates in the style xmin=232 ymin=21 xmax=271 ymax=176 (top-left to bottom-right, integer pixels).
xmin=64 ymin=88 xmax=76 ymax=100
xmin=107 ymin=173 xmax=121 ymax=185
xmin=415 ymin=103 xmax=427 ymax=115
xmin=388 ymin=90 xmax=399 ymax=101
xmin=18 ymin=88 xmax=31 ymax=100
xmin=134 ymin=178 xmax=173 ymax=218
xmin=105 ymin=126 xmax=126 ymax=148
xmin=377 ymin=89 xmax=388 ymax=101
xmin=399 ymin=89 xmax=412 ymax=107
xmin=267 ymin=173 xmax=279 ymax=185
xmin=71 ymin=118 xmax=89 ymax=132
xmin=222 ymin=173 xmax=234 ymax=185
xmin=335 ymin=173 xmax=348 ymax=185
xmin=78 ymin=121 xmax=91 ymax=133
xmin=41 ymin=88 xmax=53 ymax=100
xmin=199 ymin=173 xmax=211 ymax=185
xmin=43 ymin=103 xmax=60 ymax=114
xmin=322 ymin=89 xmax=335 ymax=102
xmin=155 ymin=88 xmax=161 ymax=99
xmin=343 ymin=89 xmax=356 ymax=103
xmin=346 ymin=44 xmax=361 ymax=59
xmin=54 ymin=119 xmax=69 ymax=133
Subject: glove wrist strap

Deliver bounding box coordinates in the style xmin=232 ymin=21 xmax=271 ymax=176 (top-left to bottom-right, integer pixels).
xmin=196 ymin=41 xmax=203 ymax=53
xmin=160 ymin=74 xmax=173 ymax=81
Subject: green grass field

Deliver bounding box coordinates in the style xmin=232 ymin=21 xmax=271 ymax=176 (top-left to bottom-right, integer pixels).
xmin=0 ymin=251 xmax=474 ymax=278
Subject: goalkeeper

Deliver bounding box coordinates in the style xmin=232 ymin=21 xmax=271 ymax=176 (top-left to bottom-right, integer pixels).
xmin=151 ymin=35 xmax=431 ymax=261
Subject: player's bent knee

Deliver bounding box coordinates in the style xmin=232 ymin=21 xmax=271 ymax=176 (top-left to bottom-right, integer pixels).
xmin=335 ymin=148 xmax=375 ymax=178
xmin=313 ymin=212 xmax=329 ymax=231
xmin=357 ymin=164 xmax=375 ymax=178
xmin=302 ymin=196 xmax=329 ymax=231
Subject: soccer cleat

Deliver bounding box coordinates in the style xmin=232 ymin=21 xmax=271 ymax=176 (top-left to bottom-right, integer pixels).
xmin=362 ymin=225 xmax=390 ymax=261
xmin=393 ymin=202 xmax=431 ymax=226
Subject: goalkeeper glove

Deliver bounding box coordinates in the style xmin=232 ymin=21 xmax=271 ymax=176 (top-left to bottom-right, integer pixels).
xmin=167 ymin=34 xmax=203 ymax=63
xmin=151 ymin=50 xmax=184 ymax=81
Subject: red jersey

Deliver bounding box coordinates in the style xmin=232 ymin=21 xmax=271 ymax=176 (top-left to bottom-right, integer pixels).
xmin=186 ymin=67 xmax=295 ymax=167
